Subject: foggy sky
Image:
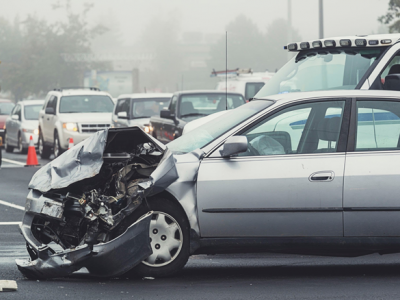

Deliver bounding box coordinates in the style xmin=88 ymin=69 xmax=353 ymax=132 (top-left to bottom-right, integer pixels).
xmin=0 ymin=0 xmax=390 ymax=45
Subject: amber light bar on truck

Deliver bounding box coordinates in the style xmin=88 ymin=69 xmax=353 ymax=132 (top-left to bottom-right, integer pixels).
xmin=284 ymin=36 xmax=399 ymax=52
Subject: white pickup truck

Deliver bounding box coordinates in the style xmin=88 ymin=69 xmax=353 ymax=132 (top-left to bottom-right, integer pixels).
xmin=256 ymin=33 xmax=400 ymax=98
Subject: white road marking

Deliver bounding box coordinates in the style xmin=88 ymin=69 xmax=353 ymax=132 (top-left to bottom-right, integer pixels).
xmin=2 ymin=158 xmax=25 ymax=166
xmin=0 ymin=222 xmax=21 ymax=225
xmin=0 ymin=200 xmax=25 ymax=211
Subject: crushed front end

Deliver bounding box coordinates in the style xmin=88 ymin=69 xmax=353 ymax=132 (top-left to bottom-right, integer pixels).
xmin=16 ymin=127 xmax=179 ymax=279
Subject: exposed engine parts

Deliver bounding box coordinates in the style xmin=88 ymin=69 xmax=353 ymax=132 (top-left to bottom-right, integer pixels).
xmin=17 ymin=128 xmax=179 ymax=279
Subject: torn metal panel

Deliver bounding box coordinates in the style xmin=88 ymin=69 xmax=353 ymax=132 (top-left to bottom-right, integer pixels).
xmin=164 ymin=149 xmax=205 ymax=235
xmin=28 ymin=130 xmax=108 ymax=193
xmin=85 ymin=212 xmax=153 ymax=277
xmin=16 ymin=212 xmax=152 ymax=279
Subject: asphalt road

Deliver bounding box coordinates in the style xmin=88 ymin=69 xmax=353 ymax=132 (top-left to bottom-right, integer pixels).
xmin=1 ymin=150 xmax=400 ymax=299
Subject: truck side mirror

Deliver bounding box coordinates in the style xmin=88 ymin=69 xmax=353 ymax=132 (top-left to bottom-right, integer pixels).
xmin=160 ymin=109 xmax=175 ymax=120
xmin=45 ymin=107 xmax=54 ymax=115
xmin=117 ymin=111 xmax=128 ymax=119
xmin=220 ymin=136 xmax=248 ymax=157
xmin=12 ymin=114 xmax=19 ymax=121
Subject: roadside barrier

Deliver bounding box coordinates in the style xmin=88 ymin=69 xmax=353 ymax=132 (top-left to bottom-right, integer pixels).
xmin=68 ymin=138 xmax=74 ymax=149
xmin=25 ymin=136 xmax=40 ymax=167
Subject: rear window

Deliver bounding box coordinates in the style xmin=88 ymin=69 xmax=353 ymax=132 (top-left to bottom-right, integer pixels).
xmin=0 ymin=102 xmax=15 ymax=115
xmin=59 ymin=95 xmax=114 ymax=113
xmin=131 ymin=98 xmax=171 ymax=118
xmin=24 ymin=105 xmax=42 ymax=120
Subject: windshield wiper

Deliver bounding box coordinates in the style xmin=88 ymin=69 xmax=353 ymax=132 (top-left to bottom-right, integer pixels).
xmin=180 ymin=113 xmax=208 ymax=118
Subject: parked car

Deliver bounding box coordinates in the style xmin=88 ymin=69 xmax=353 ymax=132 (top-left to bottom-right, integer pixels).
xmin=150 ymin=90 xmax=245 ymax=143
xmin=38 ymin=88 xmax=114 ymax=159
xmin=18 ymin=89 xmax=400 ymax=280
xmin=4 ymin=100 xmax=44 ymax=153
xmin=256 ymin=33 xmax=400 ymax=98
xmin=112 ymin=93 xmax=172 ymax=133
xmin=0 ymin=99 xmax=15 ymax=143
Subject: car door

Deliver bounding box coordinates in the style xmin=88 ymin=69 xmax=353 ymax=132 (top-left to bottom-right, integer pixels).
xmin=8 ymin=104 xmax=20 ymax=145
xmin=197 ymin=99 xmax=350 ymax=237
xmin=344 ymin=98 xmax=400 ymax=236
xmin=113 ymin=99 xmax=129 ymax=128
xmin=42 ymin=96 xmax=56 ymax=142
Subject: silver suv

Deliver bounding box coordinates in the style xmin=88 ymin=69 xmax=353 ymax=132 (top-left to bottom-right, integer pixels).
xmin=38 ymin=88 xmax=114 ymax=158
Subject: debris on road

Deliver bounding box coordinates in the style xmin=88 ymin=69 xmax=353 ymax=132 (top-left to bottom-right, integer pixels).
xmin=0 ymin=280 xmax=18 ymax=292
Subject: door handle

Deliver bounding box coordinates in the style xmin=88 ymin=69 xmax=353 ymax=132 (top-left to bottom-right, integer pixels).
xmin=309 ymin=171 xmax=334 ymax=182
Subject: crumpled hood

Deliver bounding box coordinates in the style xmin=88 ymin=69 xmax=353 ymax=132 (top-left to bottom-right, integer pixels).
xmin=28 ymin=127 xmax=168 ymax=194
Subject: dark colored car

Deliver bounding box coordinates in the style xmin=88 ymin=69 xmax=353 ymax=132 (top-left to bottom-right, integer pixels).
xmin=150 ymin=90 xmax=245 ymax=144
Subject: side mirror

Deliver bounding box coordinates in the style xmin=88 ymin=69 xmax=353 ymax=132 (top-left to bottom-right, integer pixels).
xmin=45 ymin=107 xmax=54 ymax=115
xmin=160 ymin=109 xmax=175 ymax=120
xmin=12 ymin=114 xmax=19 ymax=121
xmin=117 ymin=111 xmax=128 ymax=119
xmin=220 ymin=136 xmax=248 ymax=157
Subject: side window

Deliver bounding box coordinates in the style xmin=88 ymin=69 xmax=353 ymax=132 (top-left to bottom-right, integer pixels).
xmin=356 ymin=100 xmax=400 ymax=151
xmin=115 ymin=99 xmax=128 ymax=115
xmin=13 ymin=105 xmax=21 ymax=119
xmin=379 ymin=53 xmax=400 ymax=91
xmin=51 ymin=96 xmax=58 ymax=113
xmin=169 ymin=96 xmax=178 ymax=113
xmin=245 ymin=82 xmax=265 ymax=100
xmin=239 ymin=101 xmax=345 ymax=156
xmin=46 ymin=96 xmax=55 ymax=112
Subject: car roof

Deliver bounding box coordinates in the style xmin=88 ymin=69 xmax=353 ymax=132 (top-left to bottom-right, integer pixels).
xmin=20 ymin=100 xmax=45 ymax=106
xmin=174 ymin=90 xmax=243 ymax=96
xmin=50 ymin=89 xmax=111 ymax=97
xmin=117 ymin=93 xmax=173 ymax=99
xmin=256 ymin=90 xmax=400 ymax=104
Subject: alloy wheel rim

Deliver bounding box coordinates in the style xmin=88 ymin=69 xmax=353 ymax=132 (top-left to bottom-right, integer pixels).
xmin=4 ymin=133 xmax=8 ymax=149
xmin=142 ymin=211 xmax=183 ymax=268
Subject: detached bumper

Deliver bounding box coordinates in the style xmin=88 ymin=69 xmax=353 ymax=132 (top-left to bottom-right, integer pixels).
xmin=16 ymin=206 xmax=153 ymax=279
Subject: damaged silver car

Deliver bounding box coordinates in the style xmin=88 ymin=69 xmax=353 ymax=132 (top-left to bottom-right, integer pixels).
xmin=18 ymin=90 xmax=400 ymax=279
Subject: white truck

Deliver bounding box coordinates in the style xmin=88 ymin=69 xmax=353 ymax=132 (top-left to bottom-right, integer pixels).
xmin=256 ymin=34 xmax=400 ymax=98
xmin=213 ymin=68 xmax=275 ymax=101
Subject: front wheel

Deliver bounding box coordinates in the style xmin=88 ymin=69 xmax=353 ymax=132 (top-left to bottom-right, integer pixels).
xmin=38 ymin=132 xmax=51 ymax=159
xmin=53 ymin=131 xmax=64 ymax=158
xmin=18 ymin=133 xmax=27 ymax=154
xmin=127 ymin=197 xmax=190 ymax=278
xmin=4 ymin=132 xmax=14 ymax=153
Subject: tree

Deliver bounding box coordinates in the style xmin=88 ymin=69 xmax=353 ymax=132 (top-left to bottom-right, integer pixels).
xmin=379 ymin=0 xmax=400 ymax=33
xmin=0 ymin=1 xmax=107 ymax=100
xmin=208 ymin=15 xmax=267 ymax=72
xmin=138 ymin=14 xmax=183 ymax=92
xmin=264 ymin=19 xmax=302 ymax=71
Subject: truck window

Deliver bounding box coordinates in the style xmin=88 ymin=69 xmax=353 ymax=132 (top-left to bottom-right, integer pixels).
xmin=256 ymin=47 xmax=385 ymax=97
xmin=245 ymin=82 xmax=265 ymax=99
xmin=169 ymin=96 xmax=178 ymax=113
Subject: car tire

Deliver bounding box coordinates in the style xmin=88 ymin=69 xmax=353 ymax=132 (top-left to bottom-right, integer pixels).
xmin=38 ymin=132 xmax=51 ymax=159
xmin=53 ymin=131 xmax=64 ymax=158
xmin=4 ymin=132 xmax=14 ymax=153
xmin=18 ymin=133 xmax=28 ymax=154
xmin=124 ymin=196 xmax=190 ymax=278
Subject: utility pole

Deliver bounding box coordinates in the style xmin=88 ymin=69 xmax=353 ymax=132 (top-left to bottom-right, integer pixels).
xmin=319 ymin=0 xmax=324 ymax=39
xmin=287 ymin=0 xmax=292 ymax=60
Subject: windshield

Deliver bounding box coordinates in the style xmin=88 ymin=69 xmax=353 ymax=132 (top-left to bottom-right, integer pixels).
xmin=24 ymin=105 xmax=42 ymax=120
xmin=167 ymin=100 xmax=274 ymax=154
xmin=0 ymin=102 xmax=15 ymax=115
xmin=179 ymin=93 xmax=245 ymax=120
xmin=59 ymin=95 xmax=114 ymax=113
xmin=255 ymin=47 xmax=385 ymax=98
xmin=131 ymin=98 xmax=171 ymax=119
